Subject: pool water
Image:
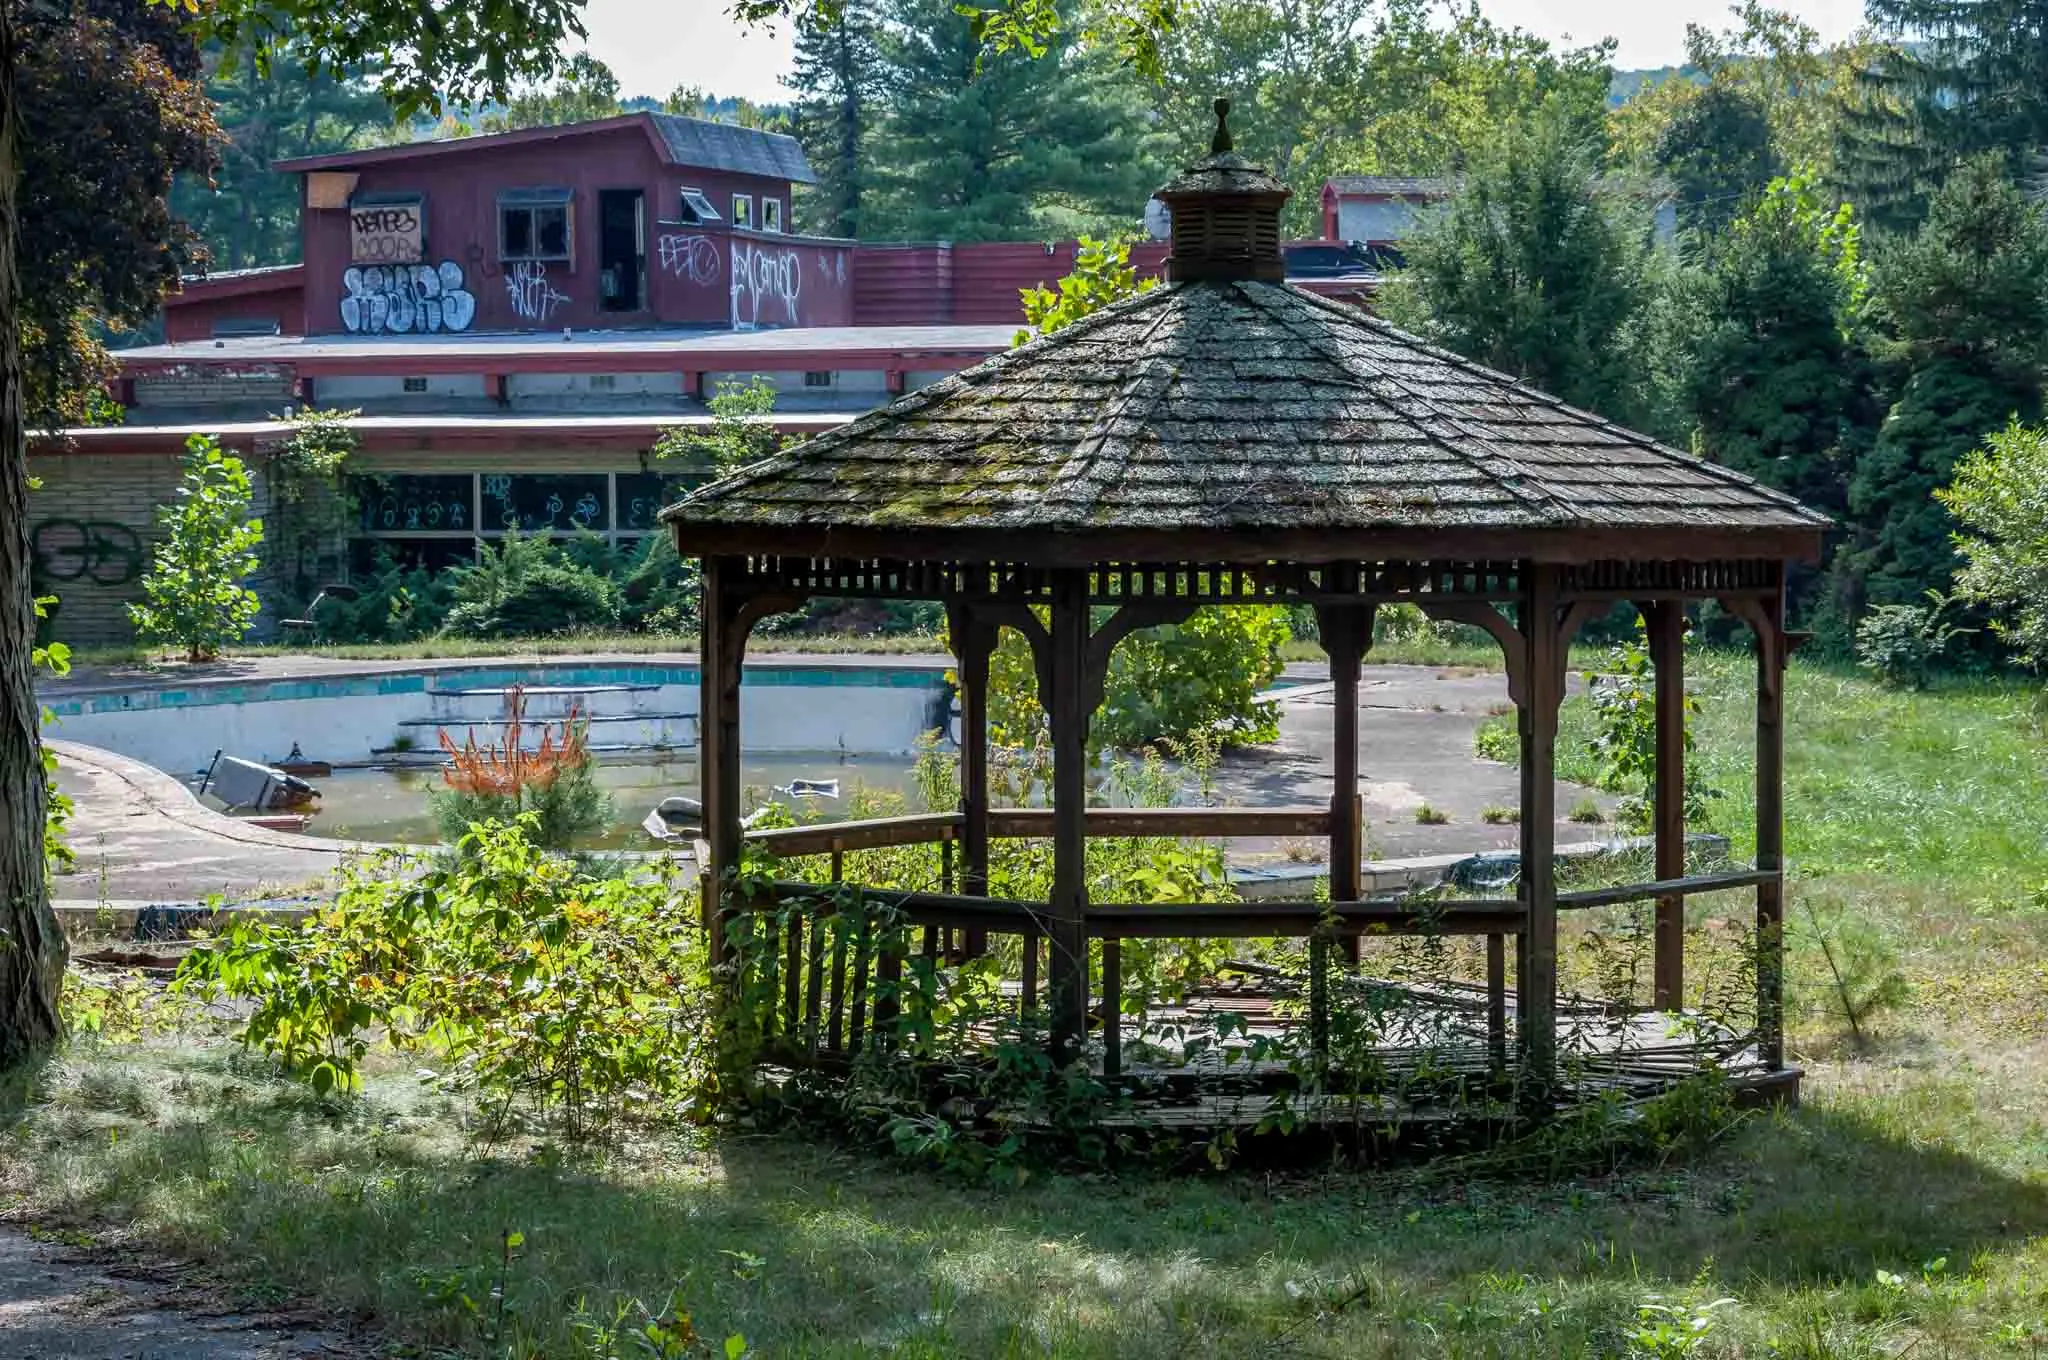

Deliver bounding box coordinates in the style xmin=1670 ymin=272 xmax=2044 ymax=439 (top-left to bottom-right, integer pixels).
xmin=293 ymin=754 xmax=926 ymax=849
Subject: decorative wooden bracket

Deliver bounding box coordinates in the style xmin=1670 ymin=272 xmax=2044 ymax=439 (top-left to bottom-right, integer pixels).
xmin=1420 ymin=600 xmax=1525 ymax=706
xmin=1717 ymin=593 xmax=1787 ymax=701
xmin=1083 ymin=601 xmax=1198 ymax=713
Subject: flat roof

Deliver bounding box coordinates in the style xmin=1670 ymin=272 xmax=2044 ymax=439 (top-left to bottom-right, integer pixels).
xmin=30 ymin=410 xmax=861 ymax=456
xmin=115 ymin=324 xmax=1021 ymax=366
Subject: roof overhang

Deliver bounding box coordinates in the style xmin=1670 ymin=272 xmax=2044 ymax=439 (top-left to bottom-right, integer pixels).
xmin=274 ymin=113 xmax=663 ymax=175
xmin=661 ymin=521 xmax=1827 ymax=570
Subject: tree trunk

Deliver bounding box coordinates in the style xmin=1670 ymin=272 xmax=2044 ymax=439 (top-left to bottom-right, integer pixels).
xmin=0 ymin=2 xmax=67 ymax=1067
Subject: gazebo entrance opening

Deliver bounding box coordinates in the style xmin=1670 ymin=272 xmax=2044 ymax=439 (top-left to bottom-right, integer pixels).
xmin=668 ymin=104 xmax=1822 ymax=1132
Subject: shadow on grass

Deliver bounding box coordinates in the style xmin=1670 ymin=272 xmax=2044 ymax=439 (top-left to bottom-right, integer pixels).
xmin=5 ymin=1041 xmax=2044 ymax=1357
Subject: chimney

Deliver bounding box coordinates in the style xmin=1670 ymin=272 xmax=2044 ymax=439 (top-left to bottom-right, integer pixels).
xmin=1155 ymin=99 xmax=1292 ymax=284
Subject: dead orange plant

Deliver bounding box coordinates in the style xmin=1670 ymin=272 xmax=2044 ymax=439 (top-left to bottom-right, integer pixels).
xmin=440 ymin=686 xmax=592 ymax=797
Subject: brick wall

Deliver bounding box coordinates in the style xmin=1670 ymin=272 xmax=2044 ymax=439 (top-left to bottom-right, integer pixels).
xmin=29 ymin=451 xmax=280 ymax=650
xmin=130 ymin=367 xmax=296 ymax=411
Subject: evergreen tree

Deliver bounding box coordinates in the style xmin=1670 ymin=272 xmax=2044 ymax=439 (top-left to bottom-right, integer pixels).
xmin=1843 ymin=1 xmax=2048 ymax=226
xmin=1686 ymin=172 xmax=1868 ymax=518
xmin=1378 ymin=102 xmax=1655 ymax=425
xmin=1849 ymin=158 xmax=2048 ymax=607
xmin=1655 ymin=85 xmax=1779 ymax=236
xmin=863 ymin=0 xmax=1168 ymax=242
xmin=171 ymin=46 xmax=391 ymax=271
xmin=787 ymin=0 xmax=879 ymax=238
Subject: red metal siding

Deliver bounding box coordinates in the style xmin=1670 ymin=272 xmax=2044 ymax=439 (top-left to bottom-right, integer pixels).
xmin=162 ymin=281 xmax=306 ymax=342
xmin=302 ymin=127 xmax=824 ymax=335
xmin=849 ymin=240 xmax=1170 ymax=327
xmin=851 ymin=244 xmax=954 ymax=326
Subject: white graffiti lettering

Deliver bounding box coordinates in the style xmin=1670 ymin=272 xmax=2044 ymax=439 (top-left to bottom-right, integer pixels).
xmin=657 ymin=233 xmax=721 ymax=287
xmin=340 ymin=260 xmax=476 ymax=334
xmin=504 ymin=260 xmax=571 ymax=323
xmin=730 ymin=241 xmax=802 ymax=330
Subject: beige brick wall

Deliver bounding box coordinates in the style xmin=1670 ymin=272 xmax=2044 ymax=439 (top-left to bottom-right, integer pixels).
xmin=30 ymin=451 xmax=280 ymax=650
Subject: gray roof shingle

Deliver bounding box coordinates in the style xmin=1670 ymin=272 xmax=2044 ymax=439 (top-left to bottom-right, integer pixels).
xmin=664 ymin=281 xmax=1830 ymax=548
xmin=651 ymin=114 xmax=815 ymax=184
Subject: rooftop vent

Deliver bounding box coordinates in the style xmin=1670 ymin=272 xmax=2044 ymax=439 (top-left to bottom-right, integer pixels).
xmin=1155 ymin=99 xmax=1292 ymax=284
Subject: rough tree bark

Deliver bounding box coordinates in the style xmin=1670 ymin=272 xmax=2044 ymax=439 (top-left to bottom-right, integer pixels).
xmin=0 ymin=2 xmax=66 ymax=1067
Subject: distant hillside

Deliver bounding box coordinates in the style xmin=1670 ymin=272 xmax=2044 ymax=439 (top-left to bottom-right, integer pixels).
xmin=1609 ymin=65 xmax=1707 ymax=105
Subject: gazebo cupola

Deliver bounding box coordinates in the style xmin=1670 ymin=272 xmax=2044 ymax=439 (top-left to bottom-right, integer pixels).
xmin=665 ymin=99 xmax=1829 ymax=1125
xmin=1157 ymin=99 xmax=1290 ymax=283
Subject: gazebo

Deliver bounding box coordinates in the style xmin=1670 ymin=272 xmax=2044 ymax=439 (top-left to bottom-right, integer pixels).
xmin=665 ymin=104 xmax=1827 ymax=1122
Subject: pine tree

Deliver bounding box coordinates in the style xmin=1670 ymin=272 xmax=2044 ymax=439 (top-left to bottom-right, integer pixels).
xmin=1686 ymin=173 xmax=1869 ymax=518
xmin=1848 ymin=158 xmax=2048 ymax=607
xmin=863 ymin=0 xmax=1169 ymax=242
xmin=1377 ymin=103 xmax=1654 ymax=425
xmin=1850 ymin=0 xmax=2048 ymax=224
xmin=788 ymin=0 xmax=878 ymax=239
xmin=171 ymin=46 xmax=391 ymax=271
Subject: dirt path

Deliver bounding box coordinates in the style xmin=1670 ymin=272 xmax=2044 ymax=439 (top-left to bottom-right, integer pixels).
xmin=0 ymin=1227 xmax=368 ymax=1358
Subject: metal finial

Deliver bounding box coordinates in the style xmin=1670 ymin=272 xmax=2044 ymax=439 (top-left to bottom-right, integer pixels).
xmin=1211 ymin=98 xmax=1233 ymax=154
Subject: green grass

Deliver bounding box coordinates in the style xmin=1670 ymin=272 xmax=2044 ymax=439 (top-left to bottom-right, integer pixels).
xmin=12 ymin=651 xmax=2048 ymax=1356
xmin=5 ymin=1029 xmax=2046 ymax=1358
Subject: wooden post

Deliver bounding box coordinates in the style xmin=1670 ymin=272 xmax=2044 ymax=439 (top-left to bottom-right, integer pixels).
xmin=699 ymin=556 xmax=745 ymax=971
xmin=1046 ymin=570 xmax=1092 ymax=1064
xmin=948 ymin=605 xmax=995 ymax=957
xmin=1648 ymin=601 xmax=1687 ymax=1010
xmin=1518 ymin=564 xmax=1562 ymax=1106
xmin=1316 ymin=601 xmax=1373 ymax=966
xmin=1754 ymin=590 xmax=1787 ymax=1072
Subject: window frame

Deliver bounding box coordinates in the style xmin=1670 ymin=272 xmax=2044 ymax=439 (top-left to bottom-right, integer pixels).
xmin=761 ymin=197 xmax=784 ymax=234
xmin=497 ymin=187 xmax=575 ymax=264
xmin=731 ymin=193 xmax=753 ymax=230
xmin=678 ymin=188 xmax=721 ymax=225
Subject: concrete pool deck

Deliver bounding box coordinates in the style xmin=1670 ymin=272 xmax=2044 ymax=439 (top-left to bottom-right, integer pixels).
xmin=44 ymin=651 xmax=1613 ymax=912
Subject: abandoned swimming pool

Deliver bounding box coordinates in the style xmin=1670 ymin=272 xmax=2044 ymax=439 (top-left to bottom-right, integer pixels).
xmin=43 ymin=658 xmax=956 ymax=846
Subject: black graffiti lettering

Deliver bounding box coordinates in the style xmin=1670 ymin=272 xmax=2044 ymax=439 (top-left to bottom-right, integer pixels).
xmin=351 ymin=206 xmax=419 ymax=236
xmin=32 ymin=518 xmax=145 ymax=586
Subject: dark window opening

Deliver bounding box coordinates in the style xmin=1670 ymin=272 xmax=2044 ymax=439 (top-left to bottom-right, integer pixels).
xmin=499 ymin=188 xmax=573 ymax=262
xmin=678 ymin=188 xmax=720 ymax=224
xmin=803 ymin=370 xmax=832 ymax=388
xmin=402 ymin=376 xmax=428 ymax=393
xmin=598 ymin=188 xmax=645 ymax=313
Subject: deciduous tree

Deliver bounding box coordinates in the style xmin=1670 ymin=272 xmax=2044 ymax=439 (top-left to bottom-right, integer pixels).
xmin=0 ymin=0 xmax=587 ymax=1064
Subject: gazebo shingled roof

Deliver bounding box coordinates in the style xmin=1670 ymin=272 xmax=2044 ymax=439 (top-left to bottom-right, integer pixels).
xmin=670 ymin=100 xmax=1822 ymax=1116
xmin=661 ymin=281 xmax=1827 ymax=548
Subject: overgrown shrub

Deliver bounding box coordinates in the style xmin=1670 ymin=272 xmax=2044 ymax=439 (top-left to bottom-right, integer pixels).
xmin=972 ymin=604 xmax=1290 ymax=751
xmin=442 ymin=534 xmax=622 ymax=639
xmin=1583 ymin=616 xmax=1718 ymax=832
xmin=616 ymin=533 xmax=700 ymax=634
xmin=429 ymin=689 xmax=613 ymax=848
xmin=176 ymin=820 xmax=710 ymax=1138
xmin=1854 ymin=591 xmax=1971 ymax=689
xmin=128 ymin=434 xmax=264 ymax=660
xmin=322 ymin=545 xmax=454 ymax=642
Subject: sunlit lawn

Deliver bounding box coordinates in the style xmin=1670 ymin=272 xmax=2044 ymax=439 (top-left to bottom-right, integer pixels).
xmin=7 ymin=650 xmax=2048 ymax=1357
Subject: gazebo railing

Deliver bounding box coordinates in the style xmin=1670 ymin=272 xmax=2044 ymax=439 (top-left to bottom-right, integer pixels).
xmin=710 ymin=813 xmax=1781 ymax=1086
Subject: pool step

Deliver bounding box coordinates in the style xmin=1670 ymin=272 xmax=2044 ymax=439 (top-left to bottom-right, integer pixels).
xmin=399 ymin=711 xmax=699 ymax=750
xmin=425 ymin=683 xmax=680 ymax=726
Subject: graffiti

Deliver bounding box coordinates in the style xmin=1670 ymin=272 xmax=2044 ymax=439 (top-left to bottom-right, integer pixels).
xmin=341 ymin=260 xmax=476 ymax=334
xmin=657 ymin=233 xmax=721 ymax=287
xmin=730 ymin=240 xmax=801 ymax=329
xmin=504 ymin=260 xmax=571 ymax=323
xmin=349 ymin=201 xmax=423 ymax=264
xmin=31 ymin=519 xmax=144 ymax=586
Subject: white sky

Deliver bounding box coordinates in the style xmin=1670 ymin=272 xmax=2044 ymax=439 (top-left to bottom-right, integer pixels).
xmin=575 ymin=0 xmax=1871 ymax=105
